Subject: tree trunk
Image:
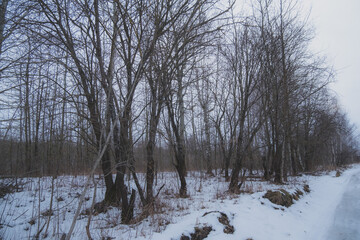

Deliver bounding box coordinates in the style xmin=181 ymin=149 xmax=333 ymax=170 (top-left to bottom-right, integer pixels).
xmin=0 ymin=0 xmax=9 ymax=55
xmin=203 ymin=104 xmax=213 ymax=175
xmin=174 ymin=149 xmax=187 ymax=197
xmin=145 ymin=84 xmax=162 ymax=204
xmin=224 ymin=153 xmax=231 ymax=181
xmin=146 ymin=132 xmax=155 ymax=203
xmin=24 ymin=49 xmax=32 ymax=175
xmin=273 ymin=143 xmax=283 ymax=184
xmin=229 ymin=139 xmax=243 ymax=193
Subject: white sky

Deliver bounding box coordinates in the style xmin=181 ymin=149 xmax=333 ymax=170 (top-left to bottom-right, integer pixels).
xmin=303 ymin=0 xmax=360 ymax=136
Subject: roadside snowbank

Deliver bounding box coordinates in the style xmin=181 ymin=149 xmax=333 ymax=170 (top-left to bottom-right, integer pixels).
xmin=148 ymin=164 xmax=360 ymax=240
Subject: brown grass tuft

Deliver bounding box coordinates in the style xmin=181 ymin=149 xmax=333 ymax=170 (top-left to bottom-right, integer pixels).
xmin=303 ymin=184 xmax=310 ymax=193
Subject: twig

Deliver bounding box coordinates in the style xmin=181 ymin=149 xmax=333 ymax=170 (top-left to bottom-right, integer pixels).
xmin=13 ymin=209 xmax=29 ymax=221
xmin=155 ymin=184 xmax=166 ymax=199
xmin=35 ymin=222 xmax=46 ymax=239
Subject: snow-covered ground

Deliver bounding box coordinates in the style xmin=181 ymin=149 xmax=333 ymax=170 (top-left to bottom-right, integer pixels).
xmin=326 ymin=170 xmax=360 ymax=240
xmin=1 ymin=164 xmax=360 ymax=240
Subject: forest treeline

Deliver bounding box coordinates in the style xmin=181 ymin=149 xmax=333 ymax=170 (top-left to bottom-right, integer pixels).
xmin=0 ymin=0 xmax=359 ymax=223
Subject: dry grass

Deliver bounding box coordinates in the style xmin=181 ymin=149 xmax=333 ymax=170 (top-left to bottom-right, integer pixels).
xmin=303 ymin=184 xmax=310 ymax=193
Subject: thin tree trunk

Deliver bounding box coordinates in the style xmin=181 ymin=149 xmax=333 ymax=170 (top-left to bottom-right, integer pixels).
xmin=0 ymin=0 xmax=9 ymax=55
xmin=24 ymin=48 xmax=32 ymax=175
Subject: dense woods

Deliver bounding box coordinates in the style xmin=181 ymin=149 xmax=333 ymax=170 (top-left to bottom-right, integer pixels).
xmin=0 ymin=0 xmax=359 ymax=225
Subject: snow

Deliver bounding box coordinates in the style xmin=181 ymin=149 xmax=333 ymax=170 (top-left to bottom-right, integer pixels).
xmin=326 ymin=172 xmax=360 ymax=239
xmin=1 ymin=164 xmax=360 ymax=240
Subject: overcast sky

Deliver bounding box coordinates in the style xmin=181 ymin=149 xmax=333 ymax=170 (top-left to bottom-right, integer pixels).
xmin=303 ymin=0 xmax=360 ymax=136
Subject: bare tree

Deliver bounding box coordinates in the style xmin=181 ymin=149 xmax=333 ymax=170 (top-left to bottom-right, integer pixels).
xmin=254 ymin=0 xmax=333 ymax=182
xmin=222 ymin=19 xmax=263 ymax=192
xmin=161 ymin=0 xmax=230 ymax=196
xmin=212 ymin=44 xmax=238 ymax=180
xmin=196 ymin=67 xmax=214 ymax=176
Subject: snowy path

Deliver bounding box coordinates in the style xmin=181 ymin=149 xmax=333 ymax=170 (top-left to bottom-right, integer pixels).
xmin=326 ymin=171 xmax=360 ymax=240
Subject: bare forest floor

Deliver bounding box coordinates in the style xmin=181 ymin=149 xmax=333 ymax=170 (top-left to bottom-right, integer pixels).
xmin=1 ymin=164 xmax=360 ymax=240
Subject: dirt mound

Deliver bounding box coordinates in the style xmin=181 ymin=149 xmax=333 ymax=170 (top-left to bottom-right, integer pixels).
xmin=180 ymin=211 xmax=234 ymax=239
xmin=264 ymin=189 xmax=293 ymax=207
xmin=203 ymin=211 xmax=234 ymax=234
xmin=180 ymin=226 xmax=213 ymax=240
xmin=264 ymin=185 xmax=310 ymax=208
